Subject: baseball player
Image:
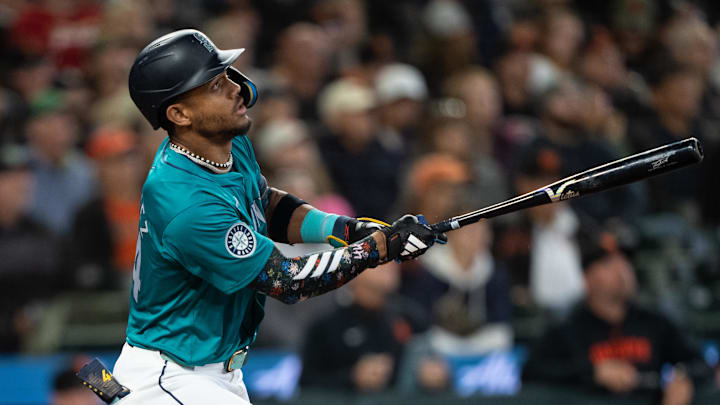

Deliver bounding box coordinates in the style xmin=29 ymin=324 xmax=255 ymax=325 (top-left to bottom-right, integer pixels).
xmin=93 ymin=29 xmax=442 ymax=404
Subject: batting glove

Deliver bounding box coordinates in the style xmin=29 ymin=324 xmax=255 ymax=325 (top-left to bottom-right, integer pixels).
xmin=381 ymin=214 xmax=445 ymax=262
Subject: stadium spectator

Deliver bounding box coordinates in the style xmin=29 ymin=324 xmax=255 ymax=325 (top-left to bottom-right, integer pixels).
xmin=492 ymin=49 xmax=541 ymax=167
xmin=523 ymin=228 xmax=713 ymax=403
xmin=253 ymin=116 xmax=356 ymax=220
xmin=495 ymin=143 xmax=584 ymax=316
xmin=661 ymin=12 xmax=717 ymax=80
xmin=310 ymin=0 xmax=368 ymax=73
xmin=422 ymin=119 xmax=508 ymax=207
xmin=399 ymin=153 xmax=470 ymax=224
xmin=316 ymin=79 xmax=401 ymax=219
xmin=202 ymin=1 xmax=260 ymax=66
xmin=528 ymin=8 xmax=584 ymax=96
xmin=97 ymin=0 xmax=152 ymax=48
xmin=494 ymin=48 xmax=535 ymax=117
xmin=253 ymin=118 xmax=335 ymax=192
xmin=7 ymin=56 xmax=56 ymax=115
xmin=265 ymin=23 xmax=332 ymax=121
xmin=24 ymin=108 xmax=96 ymax=235
xmin=88 ymin=42 xmax=145 ymax=129
xmin=659 ymin=12 xmax=720 ymax=126
xmin=578 ymin=84 xmax=627 ymax=146
xmin=535 ymin=78 xmax=646 ymax=221
xmin=540 ymin=7 xmax=584 ymax=70
xmin=627 ymin=62 xmax=707 ymax=218
xmin=67 ymin=127 xmax=142 ymax=289
xmin=0 ymin=145 xmax=62 ymax=351
xmin=374 ymin=63 xmax=428 ymax=153
xmin=422 ymin=118 xmax=473 ymax=159
xmin=397 ymin=216 xmax=512 ymax=393
xmin=578 ymin=30 xmax=651 ymax=120
xmin=442 ymin=67 xmax=503 ymax=157
xmin=416 ymin=0 xmax=477 ymax=93
xmin=610 ymin=0 xmax=659 ymax=76
xmin=301 ymin=261 xmax=415 ymax=393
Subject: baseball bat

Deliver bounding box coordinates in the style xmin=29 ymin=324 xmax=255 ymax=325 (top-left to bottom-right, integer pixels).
xmin=431 ymin=137 xmax=704 ymax=234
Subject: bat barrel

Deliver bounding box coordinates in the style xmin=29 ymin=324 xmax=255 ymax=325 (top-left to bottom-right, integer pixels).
xmin=430 ymin=138 xmax=703 ymax=234
xmin=559 ymin=137 xmax=703 ymax=197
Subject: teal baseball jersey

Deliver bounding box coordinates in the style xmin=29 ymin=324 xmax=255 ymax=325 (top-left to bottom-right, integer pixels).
xmin=126 ymin=136 xmax=275 ymax=366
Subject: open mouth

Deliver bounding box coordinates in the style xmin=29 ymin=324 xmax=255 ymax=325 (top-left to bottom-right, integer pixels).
xmin=236 ymin=97 xmax=247 ymax=115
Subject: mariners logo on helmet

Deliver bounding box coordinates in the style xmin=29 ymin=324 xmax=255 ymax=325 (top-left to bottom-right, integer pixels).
xmin=226 ymin=222 xmax=256 ymax=258
xmin=192 ymin=32 xmax=214 ymax=53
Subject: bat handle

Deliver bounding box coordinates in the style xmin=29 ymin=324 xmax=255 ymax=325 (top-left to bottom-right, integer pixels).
xmin=431 ymin=219 xmax=460 ymax=234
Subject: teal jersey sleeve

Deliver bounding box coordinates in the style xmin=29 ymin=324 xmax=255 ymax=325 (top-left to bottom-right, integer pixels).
xmin=162 ymin=198 xmax=274 ymax=294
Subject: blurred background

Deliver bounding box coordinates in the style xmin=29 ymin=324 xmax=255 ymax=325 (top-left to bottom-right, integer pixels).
xmin=1 ymin=0 xmax=720 ymax=404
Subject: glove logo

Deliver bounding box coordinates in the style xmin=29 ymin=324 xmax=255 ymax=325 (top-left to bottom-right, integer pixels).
xmin=226 ymin=222 xmax=256 ymax=258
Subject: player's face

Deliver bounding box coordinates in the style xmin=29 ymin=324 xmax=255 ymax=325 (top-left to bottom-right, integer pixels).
xmin=182 ymin=71 xmax=252 ymax=138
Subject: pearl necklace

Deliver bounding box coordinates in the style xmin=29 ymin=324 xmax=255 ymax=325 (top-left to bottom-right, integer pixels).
xmin=169 ymin=142 xmax=233 ymax=174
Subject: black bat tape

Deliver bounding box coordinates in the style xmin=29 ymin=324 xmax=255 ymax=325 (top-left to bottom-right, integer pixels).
xmin=431 ymin=138 xmax=703 ymax=234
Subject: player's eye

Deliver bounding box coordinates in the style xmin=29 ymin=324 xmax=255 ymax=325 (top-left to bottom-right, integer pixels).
xmin=213 ymin=80 xmax=221 ymax=90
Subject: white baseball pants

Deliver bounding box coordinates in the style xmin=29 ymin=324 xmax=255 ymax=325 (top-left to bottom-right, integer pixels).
xmin=112 ymin=343 xmax=251 ymax=404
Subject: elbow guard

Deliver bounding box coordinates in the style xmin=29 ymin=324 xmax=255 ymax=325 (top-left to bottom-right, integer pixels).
xmin=268 ymin=194 xmax=306 ymax=243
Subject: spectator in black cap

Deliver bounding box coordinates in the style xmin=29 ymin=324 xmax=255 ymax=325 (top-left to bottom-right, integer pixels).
xmin=523 ymin=228 xmax=712 ymax=404
xmin=494 ymin=143 xmax=585 ymax=317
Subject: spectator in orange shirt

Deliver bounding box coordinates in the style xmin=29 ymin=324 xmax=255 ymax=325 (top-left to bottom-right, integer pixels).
xmin=523 ymin=229 xmax=712 ymax=404
xmin=67 ymin=127 xmax=143 ymax=289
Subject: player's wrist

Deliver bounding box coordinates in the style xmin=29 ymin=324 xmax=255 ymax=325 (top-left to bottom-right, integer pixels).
xmin=371 ymin=231 xmax=387 ymax=260
xmin=300 ymin=208 xmax=340 ymax=244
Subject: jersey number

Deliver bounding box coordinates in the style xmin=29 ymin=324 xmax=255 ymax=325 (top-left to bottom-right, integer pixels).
xmin=133 ymin=204 xmax=148 ymax=302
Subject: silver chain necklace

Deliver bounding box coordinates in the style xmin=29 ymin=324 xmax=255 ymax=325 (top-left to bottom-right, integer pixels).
xmin=169 ymin=142 xmax=233 ymax=173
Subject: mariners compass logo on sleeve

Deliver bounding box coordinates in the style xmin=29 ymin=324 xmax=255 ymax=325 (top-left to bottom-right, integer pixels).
xmin=226 ymin=222 xmax=256 ymax=258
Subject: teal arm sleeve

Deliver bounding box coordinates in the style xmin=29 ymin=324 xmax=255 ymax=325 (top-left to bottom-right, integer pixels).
xmin=300 ymin=208 xmax=340 ymax=244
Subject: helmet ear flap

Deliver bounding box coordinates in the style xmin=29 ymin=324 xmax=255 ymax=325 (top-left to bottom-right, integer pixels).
xmin=227 ymin=67 xmax=258 ymax=108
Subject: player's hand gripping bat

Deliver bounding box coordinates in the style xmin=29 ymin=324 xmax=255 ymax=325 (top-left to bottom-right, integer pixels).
xmin=431 ymin=137 xmax=704 ymax=234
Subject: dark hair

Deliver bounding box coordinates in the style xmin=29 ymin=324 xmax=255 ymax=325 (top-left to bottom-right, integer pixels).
xmin=644 ymin=52 xmax=698 ymax=88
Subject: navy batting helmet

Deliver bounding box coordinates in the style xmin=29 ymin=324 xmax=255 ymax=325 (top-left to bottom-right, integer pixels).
xmin=128 ymin=29 xmax=258 ymax=130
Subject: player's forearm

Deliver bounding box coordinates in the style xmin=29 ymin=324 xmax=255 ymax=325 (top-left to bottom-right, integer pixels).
xmin=287 ymin=204 xmax=313 ymax=244
xmin=264 ymin=187 xmax=315 ymax=244
xmin=249 ymin=232 xmax=386 ymax=304
xmin=265 ymin=187 xmax=353 ymax=245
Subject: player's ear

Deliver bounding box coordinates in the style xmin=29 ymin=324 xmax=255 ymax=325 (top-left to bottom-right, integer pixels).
xmin=165 ymin=103 xmax=192 ymax=128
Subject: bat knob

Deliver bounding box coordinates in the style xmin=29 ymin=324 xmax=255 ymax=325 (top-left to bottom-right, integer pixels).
xmin=431 ymin=220 xmax=455 ymax=234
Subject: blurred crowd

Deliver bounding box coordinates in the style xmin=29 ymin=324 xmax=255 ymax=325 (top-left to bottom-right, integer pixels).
xmin=2 ymin=0 xmax=720 ymax=403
